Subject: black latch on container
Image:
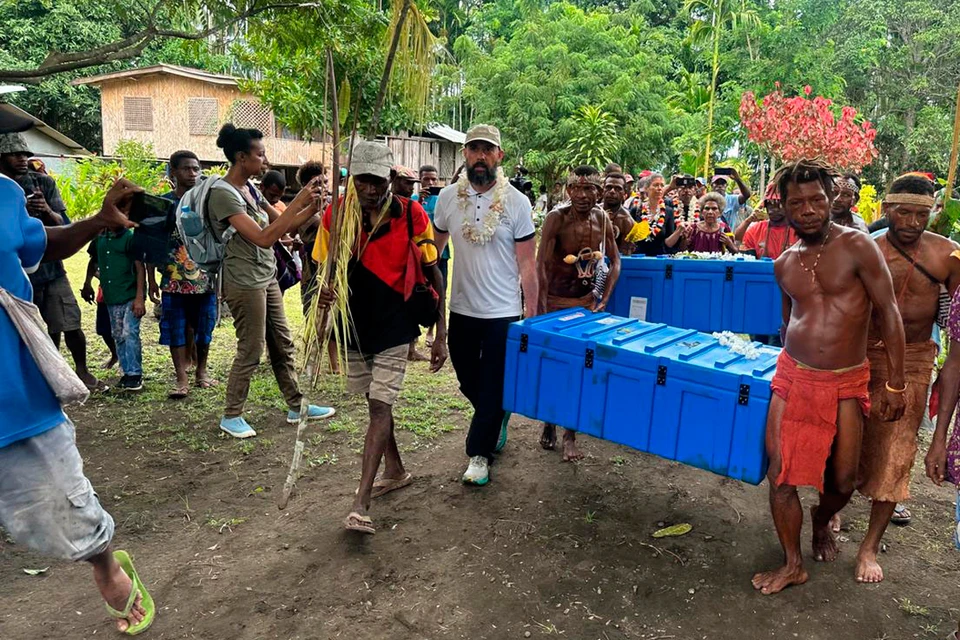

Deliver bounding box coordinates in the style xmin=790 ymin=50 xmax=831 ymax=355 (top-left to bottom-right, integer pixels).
xmin=657 ymin=365 xmax=667 ymax=385
xmin=725 ymin=266 xmax=734 ymax=281
xmin=520 ymin=333 xmax=529 ymax=353
xmin=738 ymin=383 xmax=750 ymax=405
xmin=584 ymin=348 xmax=594 ymax=369
xmin=665 ymin=264 xmax=673 ymax=280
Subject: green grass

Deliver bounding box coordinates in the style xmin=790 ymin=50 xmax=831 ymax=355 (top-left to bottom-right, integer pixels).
xmin=897 ymin=598 xmax=930 ymax=617
xmin=59 ymin=252 xmax=469 ymax=465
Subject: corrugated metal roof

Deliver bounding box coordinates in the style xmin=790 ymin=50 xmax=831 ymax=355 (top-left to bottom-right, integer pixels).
xmin=425 ymin=123 xmax=465 ymax=144
xmin=0 ymin=103 xmax=89 ymax=154
xmin=72 ymin=64 xmax=240 ymax=87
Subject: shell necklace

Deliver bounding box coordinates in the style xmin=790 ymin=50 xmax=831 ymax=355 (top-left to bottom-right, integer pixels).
xmin=796 ymin=221 xmax=833 ymax=284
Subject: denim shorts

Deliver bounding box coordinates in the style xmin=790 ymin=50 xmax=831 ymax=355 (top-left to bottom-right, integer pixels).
xmin=160 ymin=291 xmax=218 ymax=347
xmin=0 ymin=419 xmax=114 ymax=561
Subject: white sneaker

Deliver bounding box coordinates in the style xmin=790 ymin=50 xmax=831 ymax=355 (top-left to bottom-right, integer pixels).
xmin=462 ymin=456 xmax=489 ymax=486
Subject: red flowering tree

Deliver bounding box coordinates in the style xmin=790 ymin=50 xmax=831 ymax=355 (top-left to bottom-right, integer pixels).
xmin=739 ymin=85 xmax=878 ymax=172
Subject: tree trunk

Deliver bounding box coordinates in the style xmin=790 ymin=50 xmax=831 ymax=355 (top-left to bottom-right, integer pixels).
xmin=758 ymin=151 xmax=766 ymax=200
xmin=703 ymin=17 xmax=722 ymax=179
xmin=367 ymin=0 xmax=411 ymax=140
xmin=901 ymin=105 xmax=916 ymax=171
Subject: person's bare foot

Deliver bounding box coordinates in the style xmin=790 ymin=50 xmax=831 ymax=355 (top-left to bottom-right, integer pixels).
xmin=561 ymin=430 xmax=584 ymax=462
xmin=540 ymin=424 xmax=556 ymax=450
xmin=94 ymin=558 xmax=147 ymax=632
xmin=751 ymin=564 xmax=809 ymax=595
xmin=829 ymin=512 xmax=841 ymax=533
xmin=101 ymin=356 xmax=118 ymax=370
xmin=811 ymin=505 xmax=840 ymax=562
xmin=855 ymin=550 xmax=884 ymax=583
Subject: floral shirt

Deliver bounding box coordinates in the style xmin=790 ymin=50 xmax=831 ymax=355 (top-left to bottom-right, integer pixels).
xmin=160 ymin=192 xmax=212 ymax=295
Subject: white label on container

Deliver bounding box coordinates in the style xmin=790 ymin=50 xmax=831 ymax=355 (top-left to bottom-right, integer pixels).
xmin=559 ymin=312 xmax=585 ymax=322
xmin=629 ymin=296 xmax=648 ymax=321
xmin=596 ymin=317 xmax=620 ymax=325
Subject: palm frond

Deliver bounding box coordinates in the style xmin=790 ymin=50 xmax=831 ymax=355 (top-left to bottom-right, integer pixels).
xmin=301 ymin=178 xmax=363 ymax=387
xmin=387 ymin=0 xmax=442 ymax=124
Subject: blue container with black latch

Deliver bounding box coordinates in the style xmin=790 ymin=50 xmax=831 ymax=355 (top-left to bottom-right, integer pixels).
xmin=504 ymin=309 xmax=780 ymax=484
xmin=503 ymin=309 xmax=638 ymax=438
xmin=606 ymin=256 xmax=781 ymax=335
xmin=594 ymin=326 xmax=779 ymax=484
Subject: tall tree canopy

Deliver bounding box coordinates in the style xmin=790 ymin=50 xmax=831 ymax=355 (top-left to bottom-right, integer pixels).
xmin=3 ymin=0 xmax=959 ymax=189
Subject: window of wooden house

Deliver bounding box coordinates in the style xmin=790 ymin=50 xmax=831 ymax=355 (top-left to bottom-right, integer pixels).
xmin=123 ymin=97 xmax=154 ymax=131
xmin=188 ymin=98 xmax=219 ymax=136
xmin=231 ymin=100 xmax=274 ymax=136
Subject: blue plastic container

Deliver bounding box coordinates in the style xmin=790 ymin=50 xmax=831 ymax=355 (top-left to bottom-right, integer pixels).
xmin=503 ymin=310 xmax=637 ymax=438
xmin=504 ymin=309 xmax=780 ymax=484
xmin=607 ymin=256 xmax=781 ymax=335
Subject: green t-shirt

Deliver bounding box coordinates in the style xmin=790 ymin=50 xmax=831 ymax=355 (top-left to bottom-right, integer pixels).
xmin=208 ymin=181 xmax=276 ymax=289
xmin=93 ymin=229 xmax=138 ymax=305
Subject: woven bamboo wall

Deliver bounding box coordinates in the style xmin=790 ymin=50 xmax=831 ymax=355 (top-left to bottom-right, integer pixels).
xmin=98 ymin=75 xmax=331 ymax=168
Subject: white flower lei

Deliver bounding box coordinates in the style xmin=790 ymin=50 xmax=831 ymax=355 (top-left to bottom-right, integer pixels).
xmin=673 ymin=251 xmax=757 ymax=261
xmin=458 ymin=166 xmax=509 ymax=245
xmin=712 ymin=331 xmax=763 ymax=360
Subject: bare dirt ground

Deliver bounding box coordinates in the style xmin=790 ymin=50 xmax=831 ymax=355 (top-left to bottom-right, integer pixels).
xmin=2 ymin=256 xmax=959 ymax=640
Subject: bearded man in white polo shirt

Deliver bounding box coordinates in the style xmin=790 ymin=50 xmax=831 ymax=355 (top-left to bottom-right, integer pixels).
xmin=434 ymin=124 xmax=539 ymax=486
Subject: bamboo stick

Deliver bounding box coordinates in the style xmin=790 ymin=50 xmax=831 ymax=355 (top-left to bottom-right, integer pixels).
xmin=279 ymin=49 xmax=342 ymax=510
xmin=945 ymin=82 xmax=960 ymax=205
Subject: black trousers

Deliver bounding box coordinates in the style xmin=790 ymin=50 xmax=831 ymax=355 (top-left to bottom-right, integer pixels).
xmin=448 ymin=312 xmax=519 ymax=462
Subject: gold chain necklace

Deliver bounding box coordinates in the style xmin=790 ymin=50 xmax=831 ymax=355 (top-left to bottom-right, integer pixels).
xmin=796 ymin=221 xmax=833 ymax=284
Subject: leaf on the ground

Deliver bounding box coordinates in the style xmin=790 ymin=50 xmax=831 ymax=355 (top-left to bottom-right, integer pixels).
xmin=22 ymin=567 xmax=49 ymax=576
xmin=652 ymin=523 xmax=692 ymax=538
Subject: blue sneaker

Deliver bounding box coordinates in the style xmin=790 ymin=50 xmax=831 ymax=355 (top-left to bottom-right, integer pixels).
xmin=287 ymin=405 xmax=337 ymax=424
xmin=220 ymin=416 xmax=257 ymax=439
xmin=495 ymin=413 xmax=510 ymax=452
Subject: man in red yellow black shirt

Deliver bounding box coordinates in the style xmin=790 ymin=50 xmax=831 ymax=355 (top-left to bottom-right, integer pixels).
xmin=313 ymin=141 xmax=447 ymax=535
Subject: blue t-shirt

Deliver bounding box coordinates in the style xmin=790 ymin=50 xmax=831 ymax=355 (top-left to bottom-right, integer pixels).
xmin=0 ymin=174 xmax=65 ymax=448
xmin=723 ymin=194 xmax=748 ymax=229
xmin=421 ymin=194 xmax=450 ymax=260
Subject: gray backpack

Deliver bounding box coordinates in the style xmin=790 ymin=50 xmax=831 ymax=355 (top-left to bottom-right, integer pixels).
xmin=174 ymin=177 xmax=235 ymax=272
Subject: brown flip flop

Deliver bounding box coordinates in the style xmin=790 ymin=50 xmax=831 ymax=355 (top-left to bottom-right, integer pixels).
xmin=344 ymin=512 xmax=375 ymax=535
xmin=196 ymin=378 xmax=219 ymax=389
xmin=167 ymin=386 xmax=189 ymax=400
xmin=371 ymin=472 xmax=413 ymax=499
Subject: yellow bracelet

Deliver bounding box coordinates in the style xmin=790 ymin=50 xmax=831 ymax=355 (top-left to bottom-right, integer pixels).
xmin=885 ymin=381 xmax=907 ymax=394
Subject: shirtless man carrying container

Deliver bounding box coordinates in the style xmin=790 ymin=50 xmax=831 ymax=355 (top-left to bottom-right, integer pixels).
xmin=537 ymin=165 xmax=620 ymax=461
xmin=854 ymin=173 xmax=960 ymax=583
xmin=751 ymin=159 xmax=906 ymax=595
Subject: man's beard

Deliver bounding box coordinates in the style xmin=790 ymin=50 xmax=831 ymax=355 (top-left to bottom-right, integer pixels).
xmin=790 ymin=218 xmax=830 ymax=244
xmin=832 ymin=207 xmax=852 ymax=219
xmin=467 ymin=162 xmax=496 ymax=187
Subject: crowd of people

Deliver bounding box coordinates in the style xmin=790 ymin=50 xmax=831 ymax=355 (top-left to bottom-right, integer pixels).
xmin=2 ymin=108 xmax=960 ymax=636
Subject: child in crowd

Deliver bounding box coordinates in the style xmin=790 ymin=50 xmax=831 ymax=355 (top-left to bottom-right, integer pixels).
xmin=81 ymin=259 xmax=120 ymax=372
xmin=86 ymin=229 xmax=147 ymax=391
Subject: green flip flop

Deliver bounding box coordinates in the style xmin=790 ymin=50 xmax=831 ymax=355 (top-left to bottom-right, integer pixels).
xmin=105 ymin=550 xmax=155 ymax=635
xmin=495 ymin=413 xmax=510 ymax=453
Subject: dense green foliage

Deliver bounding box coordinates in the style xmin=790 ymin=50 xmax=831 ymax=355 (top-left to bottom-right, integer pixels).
xmin=2 ymin=0 xmax=958 ymax=189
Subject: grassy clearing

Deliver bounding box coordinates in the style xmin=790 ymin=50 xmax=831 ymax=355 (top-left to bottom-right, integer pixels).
xmin=60 ymin=253 xmax=469 ymax=467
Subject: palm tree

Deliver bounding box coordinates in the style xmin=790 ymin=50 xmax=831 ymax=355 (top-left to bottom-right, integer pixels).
xmin=683 ymin=0 xmax=759 ymax=177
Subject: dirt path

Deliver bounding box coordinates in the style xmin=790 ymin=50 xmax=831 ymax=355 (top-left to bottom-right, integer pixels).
xmin=2 ymin=367 xmax=958 ymax=640
xmin=3 ymin=255 xmax=958 ymax=639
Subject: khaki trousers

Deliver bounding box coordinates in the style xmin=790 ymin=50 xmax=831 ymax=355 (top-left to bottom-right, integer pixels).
xmin=223 ymin=280 xmax=302 ymax=417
